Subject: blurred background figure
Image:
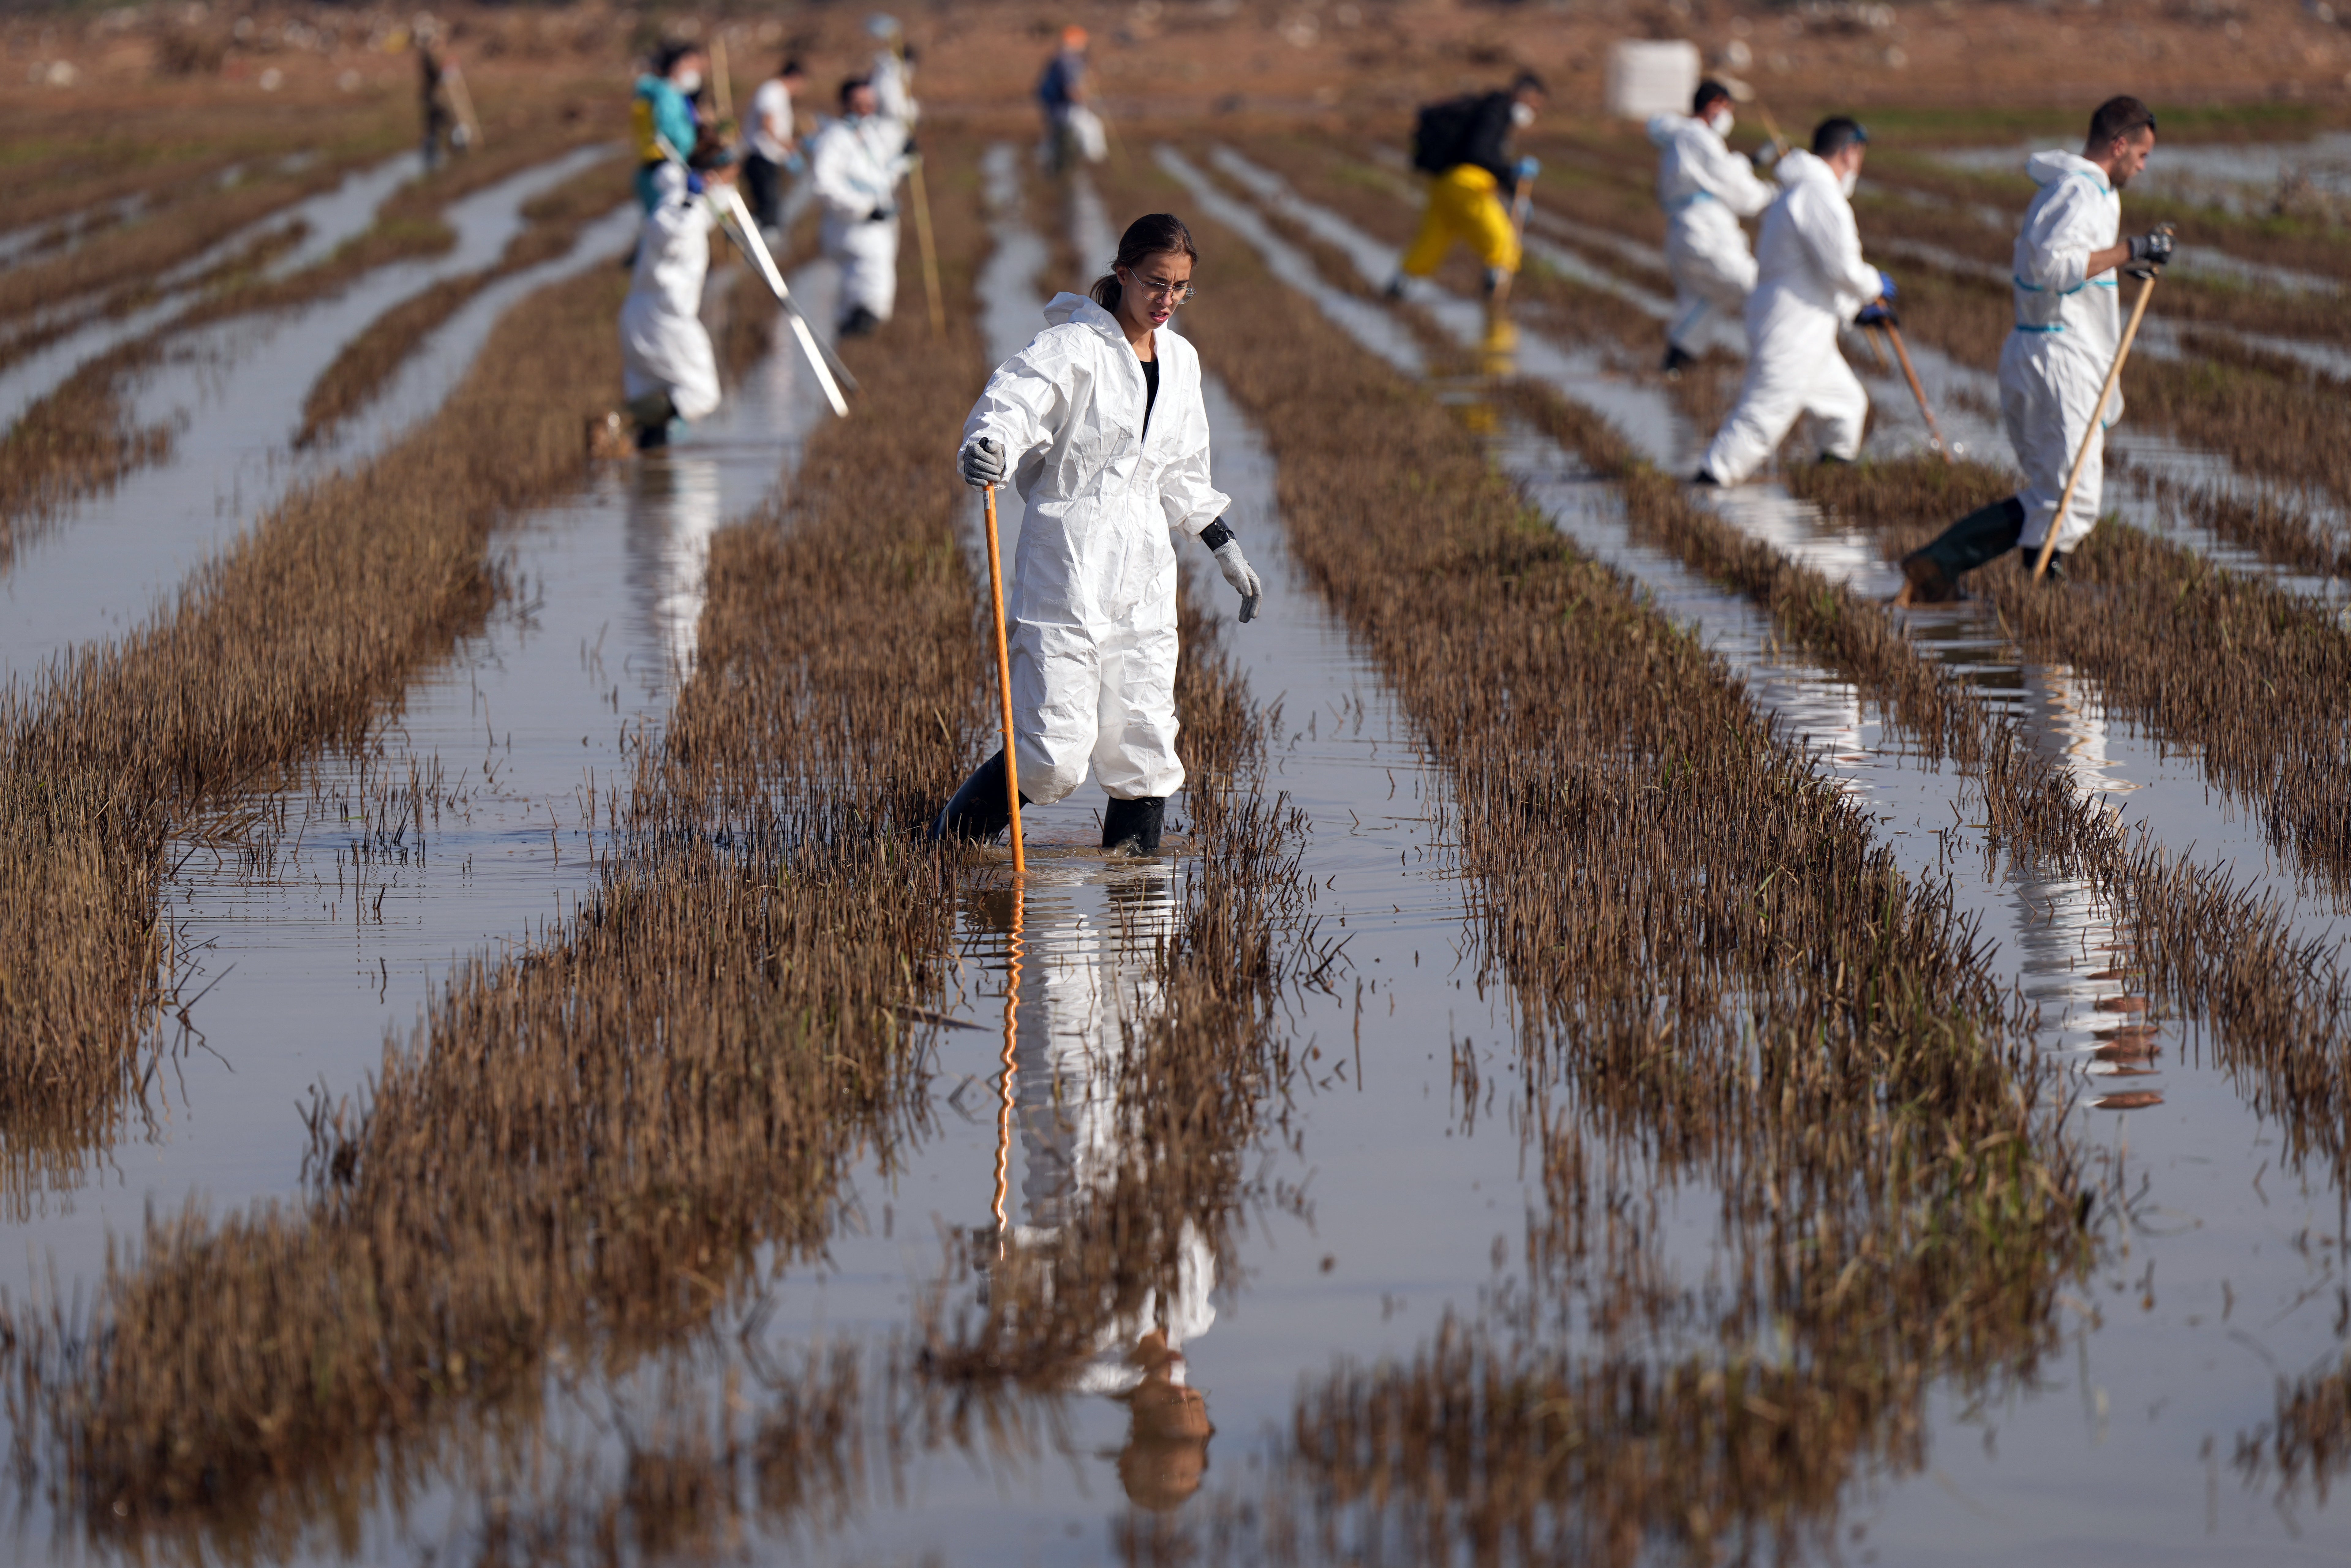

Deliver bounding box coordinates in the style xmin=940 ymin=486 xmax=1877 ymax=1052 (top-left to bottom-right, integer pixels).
xmin=808 ymin=77 xmax=913 ymax=336
xmin=632 ymin=42 xmax=708 ymax=212
xmin=741 ymin=55 xmax=805 ymax=237
xmin=1387 ymin=72 xmax=1546 ymax=301
xmin=619 ymin=149 xmax=734 ymax=452
xmin=1038 ymin=26 xmax=1105 ymax=172
xmin=415 ymin=29 xmax=470 ymax=171
xmin=868 ymin=13 xmax=921 ymax=125
xmin=1650 ymin=78 xmax=1775 ymax=377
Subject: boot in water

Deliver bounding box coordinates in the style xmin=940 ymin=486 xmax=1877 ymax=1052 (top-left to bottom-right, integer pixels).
xmin=1894 ymin=495 xmax=2027 ymax=606
xmin=932 ymin=751 xmax=1027 ymax=843
xmin=1101 ymin=795 xmax=1166 ymax=856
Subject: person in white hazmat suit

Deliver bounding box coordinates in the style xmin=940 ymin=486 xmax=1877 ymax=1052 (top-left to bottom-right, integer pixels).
xmin=618 ymin=158 xmax=731 ymax=452
xmin=806 ymin=77 xmax=911 ymax=337
xmin=865 ymin=13 xmax=919 ymax=126
xmin=1694 ymin=117 xmax=1893 ymax=487
xmin=1897 ymin=97 xmax=2173 ymax=600
xmin=935 ymin=214 xmax=1264 ymax=857
xmin=1649 ymin=79 xmax=1775 ymax=377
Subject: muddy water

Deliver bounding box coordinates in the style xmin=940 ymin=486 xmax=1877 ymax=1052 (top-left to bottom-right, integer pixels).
xmin=1192 ymin=146 xmax=2351 ymax=1559
xmin=0 ymin=146 xmax=625 ymax=685
xmin=0 ymin=265 xmax=840 ymax=1304
xmin=0 ymin=153 xmax=428 ymax=431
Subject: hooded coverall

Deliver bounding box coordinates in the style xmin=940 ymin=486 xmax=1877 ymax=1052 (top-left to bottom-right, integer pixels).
xmin=618 ymin=162 xmax=722 ymax=425
xmin=2004 ymin=149 xmax=2125 ymax=555
xmin=1699 ymin=148 xmax=1880 ymax=485
xmin=1647 ymin=111 xmax=1774 ymax=356
xmin=807 ymin=111 xmax=911 ymax=326
xmin=960 ymin=292 xmax=1231 ymax=806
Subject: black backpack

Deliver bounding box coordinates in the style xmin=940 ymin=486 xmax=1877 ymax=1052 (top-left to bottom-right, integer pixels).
xmin=1411 ymin=94 xmax=1482 ymax=175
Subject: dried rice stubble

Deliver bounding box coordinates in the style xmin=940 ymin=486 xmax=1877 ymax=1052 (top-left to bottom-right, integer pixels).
xmin=4 ymin=141 xmax=1011 ymax=1550
xmin=1100 ymin=153 xmax=2092 ymax=1562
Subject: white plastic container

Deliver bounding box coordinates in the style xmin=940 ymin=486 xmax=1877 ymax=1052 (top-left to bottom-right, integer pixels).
xmin=1604 ymin=39 xmax=1701 ymax=120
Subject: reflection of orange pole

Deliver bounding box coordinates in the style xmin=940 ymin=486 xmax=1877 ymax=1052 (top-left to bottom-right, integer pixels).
xmin=991 ymin=888 xmax=1023 ymax=1250
xmin=982 ymin=484 xmax=1025 ymax=874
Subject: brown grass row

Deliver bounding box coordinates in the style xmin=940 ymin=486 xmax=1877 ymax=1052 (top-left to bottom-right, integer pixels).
xmin=1 ymin=148 xmax=1003 ymax=1552
xmin=0 ymin=235 xmax=635 ymax=1193
xmin=1110 ymin=153 xmax=2094 ymax=1562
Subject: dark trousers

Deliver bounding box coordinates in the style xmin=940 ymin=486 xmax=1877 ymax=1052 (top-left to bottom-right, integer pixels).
xmin=1912 ymin=496 xmax=2029 ymax=579
xmin=742 ymin=154 xmax=783 ymax=231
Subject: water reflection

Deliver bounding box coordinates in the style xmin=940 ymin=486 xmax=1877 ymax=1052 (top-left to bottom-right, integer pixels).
xmin=625 ymin=449 xmax=724 ymax=684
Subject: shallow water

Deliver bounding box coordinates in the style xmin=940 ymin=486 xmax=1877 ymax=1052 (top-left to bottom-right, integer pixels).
xmin=0 ymin=146 xmax=625 ymax=687
xmin=1187 ymin=141 xmax=2351 ymax=1559
xmin=0 ymin=263 xmax=839 ymax=1303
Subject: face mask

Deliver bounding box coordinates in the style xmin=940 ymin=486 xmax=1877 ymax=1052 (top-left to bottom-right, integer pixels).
xmin=675 ymin=68 xmax=703 ymax=93
xmin=1510 ymin=102 xmax=1535 ymax=128
xmin=1839 ymin=167 xmax=1859 ymax=197
xmin=1708 ymin=108 xmax=1735 ymax=137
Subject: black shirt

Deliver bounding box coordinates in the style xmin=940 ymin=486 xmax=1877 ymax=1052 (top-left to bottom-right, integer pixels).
xmin=1455 ymin=91 xmax=1521 ymax=187
xmin=1141 ymin=355 xmax=1161 ymax=439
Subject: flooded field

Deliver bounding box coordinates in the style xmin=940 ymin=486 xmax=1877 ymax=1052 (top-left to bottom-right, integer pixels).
xmin=8 ymin=17 xmax=2351 ymax=1556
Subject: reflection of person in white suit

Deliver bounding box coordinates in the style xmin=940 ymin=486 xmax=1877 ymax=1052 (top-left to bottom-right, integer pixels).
xmin=624 ymin=450 xmax=723 ymax=685
xmin=1004 ymin=868 xmax=1218 ymax=1508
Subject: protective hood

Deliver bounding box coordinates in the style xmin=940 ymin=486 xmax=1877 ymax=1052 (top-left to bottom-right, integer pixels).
xmin=2027 ymin=148 xmax=2109 ymax=193
xmin=1043 ymin=289 xmax=1125 ymax=340
xmin=1774 ymin=147 xmax=1835 ymax=194
xmin=1645 ymin=111 xmax=1682 ymax=149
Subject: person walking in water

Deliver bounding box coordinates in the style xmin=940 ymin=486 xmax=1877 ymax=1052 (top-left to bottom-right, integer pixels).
xmin=936 ymin=214 xmax=1264 ymax=857
xmin=1694 ymin=117 xmax=1893 ymax=486
xmin=1896 ymin=97 xmax=2173 ymax=600
xmin=807 ymin=77 xmax=912 ymax=337
xmin=740 ymin=56 xmax=804 ymax=236
xmin=1037 ymin=26 xmax=1099 ymax=172
xmin=618 ymin=151 xmax=733 ymax=451
xmin=1387 ymin=72 xmax=1546 ymax=301
xmin=1649 ymin=78 xmax=1774 ymax=377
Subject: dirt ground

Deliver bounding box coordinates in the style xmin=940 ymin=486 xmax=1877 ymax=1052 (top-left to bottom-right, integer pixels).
xmin=6 ymin=0 xmax=2349 ymax=165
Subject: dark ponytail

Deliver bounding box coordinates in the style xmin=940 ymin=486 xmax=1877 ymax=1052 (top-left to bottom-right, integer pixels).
xmin=1090 ymin=212 xmax=1199 ymax=313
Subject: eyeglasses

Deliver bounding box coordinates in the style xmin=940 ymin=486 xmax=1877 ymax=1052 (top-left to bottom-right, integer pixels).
xmin=1122 ymin=271 xmax=1197 ymax=305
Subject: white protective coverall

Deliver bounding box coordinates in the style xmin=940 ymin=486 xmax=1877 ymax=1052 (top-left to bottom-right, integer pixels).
xmin=808 ymin=111 xmax=910 ymax=324
xmin=2002 ymin=150 xmax=2125 ymax=554
xmin=618 ymin=162 xmax=722 ymax=423
xmin=871 ymin=48 xmax=918 ymax=125
xmin=1648 ymin=112 xmax=1774 ymax=355
xmin=1699 ymin=149 xmax=1881 ymax=485
xmin=961 ymin=292 xmax=1230 ymax=805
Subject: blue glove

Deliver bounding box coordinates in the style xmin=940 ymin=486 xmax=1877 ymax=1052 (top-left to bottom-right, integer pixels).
xmin=685 ymin=170 xmax=706 ymax=196
xmin=1856 ymin=301 xmax=1899 ymax=328
xmin=1876 ymin=269 xmax=1897 ymax=300
xmin=1514 ymin=155 xmax=1540 ymax=184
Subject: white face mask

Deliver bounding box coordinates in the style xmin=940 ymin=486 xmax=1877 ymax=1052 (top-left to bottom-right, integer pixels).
xmin=1510 ymin=101 xmax=1535 ymax=128
xmin=1707 ymin=108 xmax=1735 ymax=137
xmin=674 ymin=68 xmax=703 ymax=94
xmin=1839 ymin=166 xmax=1859 ymax=197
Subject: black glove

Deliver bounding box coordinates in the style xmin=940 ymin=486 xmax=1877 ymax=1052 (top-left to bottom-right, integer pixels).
xmin=2124 ymin=224 xmax=2176 ymax=279
xmin=867 ymin=205 xmax=895 ymax=222
xmin=1855 ymin=301 xmax=1899 ymax=329
xmin=902 ymin=133 xmax=919 ymax=156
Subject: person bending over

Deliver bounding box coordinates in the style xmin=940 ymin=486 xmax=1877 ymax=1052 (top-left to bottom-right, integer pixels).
xmin=1388 ymin=73 xmax=1547 ymax=301
xmin=1650 ymin=78 xmax=1775 ymax=377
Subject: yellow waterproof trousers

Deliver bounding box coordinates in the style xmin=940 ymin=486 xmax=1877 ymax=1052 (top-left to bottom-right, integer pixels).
xmin=1400 ymin=165 xmax=1520 ymax=278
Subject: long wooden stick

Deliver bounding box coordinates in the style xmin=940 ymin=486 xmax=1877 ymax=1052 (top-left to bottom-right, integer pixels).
xmin=709 ymin=181 xmax=853 ymax=416
xmin=445 ymin=65 xmax=482 ymax=148
xmin=983 ymin=483 xmax=1025 ymax=874
xmin=711 ymin=34 xmax=733 ymax=124
xmin=908 ymin=159 xmax=947 ymax=337
xmin=2033 ymin=269 xmax=2158 ymax=580
xmin=1883 ymin=324 xmax=1956 ymax=467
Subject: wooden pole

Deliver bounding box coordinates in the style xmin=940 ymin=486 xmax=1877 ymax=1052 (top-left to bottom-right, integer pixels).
xmin=983 ymin=484 xmax=1025 ymax=874
xmin=711 ymin=34 xmax=733 ymax=124
xmin=2032 ymin=269 xmax=2158 ymax=580
xmin=1883 ymin=324 xmax=1956 ymax=467
xmin=909 ymin=160 xmax=948 ymax=337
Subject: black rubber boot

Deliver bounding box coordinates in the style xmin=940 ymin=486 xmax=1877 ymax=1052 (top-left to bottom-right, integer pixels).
xmin=839 ymin=305 xmax=882 ymax=337
xmin=1101 ymin=795 xmax=1166 ymax=856
xmin=1897 ymin=495 xmax=2029 ymax=605
xmin=931 ymin=751 xmax=1027 ymax=844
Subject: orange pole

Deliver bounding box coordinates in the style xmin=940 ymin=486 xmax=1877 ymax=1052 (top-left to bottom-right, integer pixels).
xmin=982 ymin=483 xmax=1025 ymax=874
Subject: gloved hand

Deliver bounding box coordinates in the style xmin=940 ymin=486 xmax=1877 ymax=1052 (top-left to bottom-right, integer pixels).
xmin=1875 ymin=269 xmax=1897 ymax=301
xmin=1213 ymin=540 xmax=1262 ymax=623
xmin=2125 ymin=224 xmax=2176 ymax=278
xmin=1751 ymin=143 xmax=1782 ymax=173
xmin=867 ymin=205 xmax=896 ymax=222
xmin=1856 ymin=300 xmax=1899 ymax=328
xmin=685 ymin=170 xmax=706 ymax=196
xmin=1513 ymin=155 xmax=1540 ymax=184
xmin=958 ymin=435 xmax=1006 ymax=489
